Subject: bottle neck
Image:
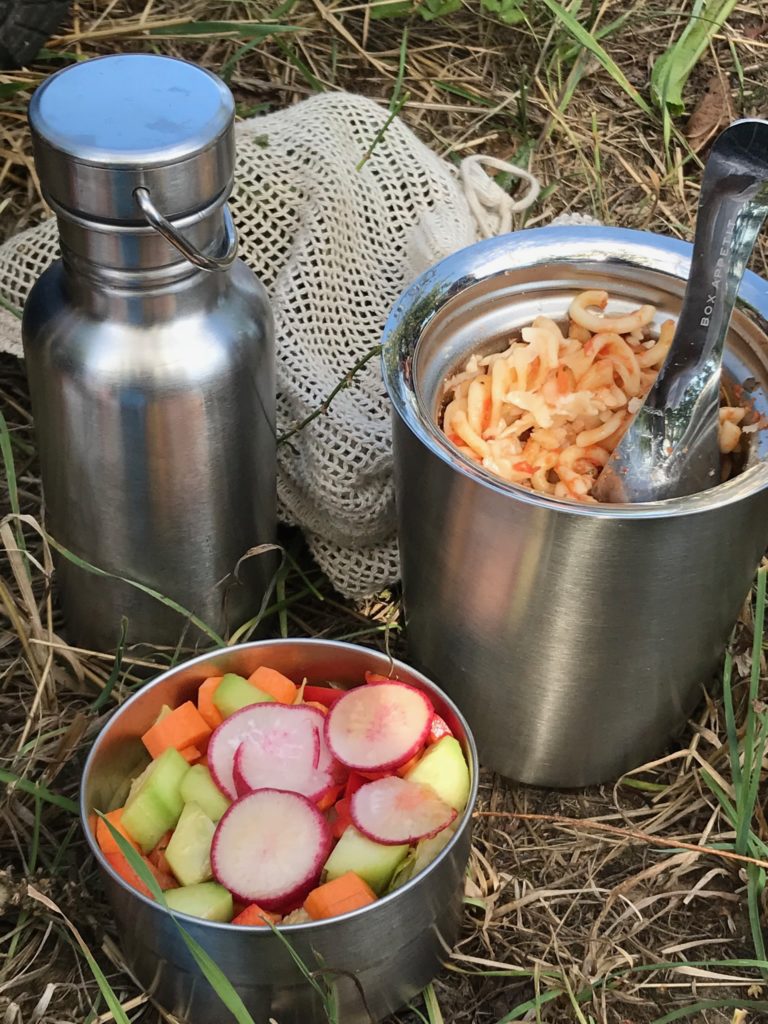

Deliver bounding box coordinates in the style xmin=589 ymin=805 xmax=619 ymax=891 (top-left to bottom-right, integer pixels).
xmin=56 ymin=203 xmax=230 ymax=318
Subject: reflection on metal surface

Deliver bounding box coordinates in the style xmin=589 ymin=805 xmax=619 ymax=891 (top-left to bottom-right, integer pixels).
xmin=80 ymin=639 xmax=479 ymax=1023
xmin=382 ymin=225 xmax=768 ymax=785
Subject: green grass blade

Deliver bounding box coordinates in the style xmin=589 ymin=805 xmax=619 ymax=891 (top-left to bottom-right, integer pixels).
xmin=149 ymin=21 xmax=298 ymax=38
xmin=28 ymin=794 xmax=41 ymax=873
xmin=739 ymin=710 xmax=768 ymax=854
xmin=434 ymin=82 xmax=495 ymax=107
xmin=274 ymin=39 xmax=326 ymax=93
xmin=98 ymin=816 xmax=258 ymax=1024
xmin=423 ymin=983 xmax=444 ymax=1024
xmin=650 ymin=0 xmax=738 ymax=117
xmin=220 ymin=34 xmax=277 ymax=82
xmin=721 ymin=647 xmax=741 ymax=795
xmin=496 ymin=987 xmax=569 ymax=1022
xmin=537 ymin=0 xmax=653 ymax=116
xmin=0 ymin=408 xmax=27 ymax=568
xmin=8 ymin=514 xmax=226 ymax=647
xmin=264 ymin=922 xmax=335 ymax=1015
xmin=404 ymin=1003 xmax=431 ymax=1024
xmin=746 ymin=863 xmax=768 ymax=968
xmin=652 ymin=998 xmax=768 ymax=1023
xmin=736 ymin=566 xmax=767 ymax=854
xmin=698 ymin=768 xmax=737 ymax=826
xmin=0 ymin=82 xmax=33 ymax=98
xmin=276 ymin=561 xmax=289 ymax=638
xmin=370 ymin=1 xmax=414 ymax=20
xmin=90 ymin=618 xmax=128 ymax=711
xmin=284 ymin=549 xmax=325 ymax=602
xmin=559 ymin=10 xmax=631 ymax=63
xmin=0 ymin=768 xmax=79 ymax=814
xmin=229 ymin=586 xmax=312 ymax=644
xmin=0 ymin=292 xmax=22 ymax=318
xmin=389 ymin=26 xmax=409 ymax=112
xmin=620 ymin=777 xmax=668 ymax=793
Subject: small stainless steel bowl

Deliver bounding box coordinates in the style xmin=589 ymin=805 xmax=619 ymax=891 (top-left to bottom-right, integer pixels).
xmin=80 ymin=639 xmax=479 ymax=1023
xmin=382 ymin=226 xmax=768 ymax=786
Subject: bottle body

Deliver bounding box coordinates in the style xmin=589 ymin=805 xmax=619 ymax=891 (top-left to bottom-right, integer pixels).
xmin=23 ymin=256 xmax=276 ymax=651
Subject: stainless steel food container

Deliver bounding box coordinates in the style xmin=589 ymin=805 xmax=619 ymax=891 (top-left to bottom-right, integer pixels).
xmin=382 ymin=226 xmax=768 ymax=787
xmin=80 ymin=639 xmax=478 ymax=1023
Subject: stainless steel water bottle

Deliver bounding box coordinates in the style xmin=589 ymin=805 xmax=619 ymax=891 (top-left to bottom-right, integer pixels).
xmin=22 ymin=53 xmax=276 ymax=651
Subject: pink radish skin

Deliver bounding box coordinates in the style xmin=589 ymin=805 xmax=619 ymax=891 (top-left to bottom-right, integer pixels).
xmin=350 ymin=777 xmax=457 ymax=845
xmin=211 ymin=789 xmax=332 ymax=909
xmin=312 ymin=725 xmax=321 ymax=771
xmin=208 ymin=704 xmax=328 ymax=800
xmin=325 ymin=682 xmax=434 ymax=772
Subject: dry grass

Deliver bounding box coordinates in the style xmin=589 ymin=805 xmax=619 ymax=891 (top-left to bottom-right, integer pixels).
xmin=1 ymin=0 xmax=768 ymax=1022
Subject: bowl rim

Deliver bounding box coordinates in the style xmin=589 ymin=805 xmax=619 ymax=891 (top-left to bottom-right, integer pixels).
xmin=381 ymin=224 xmax=768 ymax=518
xmin=80 ymin=637 xmax=480 ymax=933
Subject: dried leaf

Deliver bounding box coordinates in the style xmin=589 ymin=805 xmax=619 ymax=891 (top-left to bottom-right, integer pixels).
xmin=743 ymin=22 xmax=768 ymax=41
xmin=685 ymin=74 xmax=736 ymax=153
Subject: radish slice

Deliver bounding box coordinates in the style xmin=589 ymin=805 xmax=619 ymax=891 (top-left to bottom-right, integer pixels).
xmin=325 ymin=682 xmax=433 ymax=771
xmin=350 ymin=777 xmax=457 ymax=846
xmin=209 ymin=704 xmax=327 ymax=800
xmin=212 ymin=789 xmax=332 ymax=909
xmin=233 ymin=727 xmax=330 ymax=800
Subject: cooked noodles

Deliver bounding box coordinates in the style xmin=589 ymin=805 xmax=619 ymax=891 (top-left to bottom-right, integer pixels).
xmin=440 ymin=290 xmax=745 ymax=502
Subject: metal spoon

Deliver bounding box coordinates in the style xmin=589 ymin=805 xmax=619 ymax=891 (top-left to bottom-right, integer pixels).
xmin=593 ymin=119 xmax=768 ymax=504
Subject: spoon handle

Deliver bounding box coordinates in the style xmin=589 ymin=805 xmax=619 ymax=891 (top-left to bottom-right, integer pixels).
xmin=649 ymin=119 xmax=768 ymax=415
xmin=594 ymin=119 xmax=768 ymax=503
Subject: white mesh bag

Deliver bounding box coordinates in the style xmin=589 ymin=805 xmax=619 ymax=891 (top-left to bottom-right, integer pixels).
xmin=0 ymin=91 xmax=550 ymax=597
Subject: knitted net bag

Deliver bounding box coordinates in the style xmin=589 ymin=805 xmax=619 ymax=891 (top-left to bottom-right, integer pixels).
xmin=0 ymin=91 xmax=579 ymax=597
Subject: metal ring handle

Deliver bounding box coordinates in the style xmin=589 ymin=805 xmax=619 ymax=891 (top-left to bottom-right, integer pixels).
xmin=133 ymin=187 xmax=238 ymax=272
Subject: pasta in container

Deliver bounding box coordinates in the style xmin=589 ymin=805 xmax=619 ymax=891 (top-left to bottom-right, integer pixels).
xmin=441 ymin=289 xmax=749 ymax=503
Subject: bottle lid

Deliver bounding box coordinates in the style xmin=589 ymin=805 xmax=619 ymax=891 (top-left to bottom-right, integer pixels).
xmin=28 ymin=53 xmax=235 ymax=223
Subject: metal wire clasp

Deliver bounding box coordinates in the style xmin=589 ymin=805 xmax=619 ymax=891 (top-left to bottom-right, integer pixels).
xmin=133 ymin=187 xmax=238 ymax=272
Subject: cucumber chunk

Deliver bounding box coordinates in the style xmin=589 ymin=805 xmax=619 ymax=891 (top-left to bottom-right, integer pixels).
xmin=164 ymin=881 xmax=233 ymax=922
xmin=406 ymin=737 xmax=470 ymax=812
xmin=213 ymin=673 xmax=275 ymax=718
xmin=165 ymin=802 xmax=215 ymax=886
xmin=180 ymin=764 xmax=230 ymax=822
xmin=121 ymin=748 xmax=190 ymax=853
xmin=323 ymin=825 xmax=407 ymax=895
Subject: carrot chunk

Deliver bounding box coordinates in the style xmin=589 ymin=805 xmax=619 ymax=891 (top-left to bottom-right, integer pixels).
xmin=247 ymin=666 xmax=298 ymax=705
xmin=179 ymin=745 xmax=202 ymax=764
xmin=305 ymin=701 xmax=329 ymax=715
xmin=395 ymin=752 xmax=422 ymax=778
xmin=331 ymin=797 xmax=352 ymax=838
xmin=364 ymin=671 xmax=393 ymax=686
xmin=315 ymin=784 xmax=344 ymax=812
xmin=231 ymin=903 xmax=281 ymax=926
xmin=96 ymin=809 xmax=139 ymax=857
xmin=304 ymin=872 xmax=376 ymax=920
xmin=141 ymin=701 xmax=211 ymax=760
xmin=147 ymin=830 xmax=175 ymax=877
xmin=197 ymin=676 xmax=224 ymax=730
xmin=104 ymin=851 xmax=177 ymax=898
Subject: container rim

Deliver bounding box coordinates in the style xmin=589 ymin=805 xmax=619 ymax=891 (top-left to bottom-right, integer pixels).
xmin=79 ymin=637 xmax=480 ymax=933
xmin=381 ymin=225 xmax=768 ymax=519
